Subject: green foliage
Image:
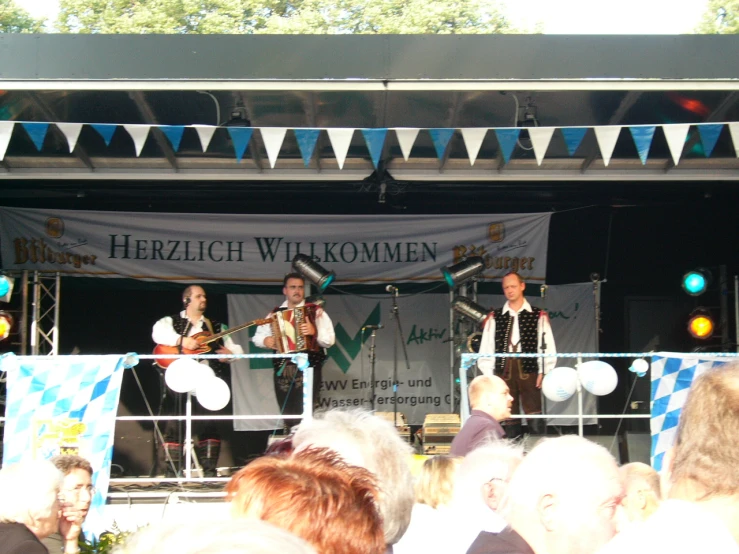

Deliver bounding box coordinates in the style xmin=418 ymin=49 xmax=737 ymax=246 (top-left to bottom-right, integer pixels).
xmin=696 ymin=0 xmax=739 ymax=33
xmin=79 ymin=524 xmax=136 ymax=554
xmin=0 ymin=0 xmax=45 ymax=32
xmin=56 ymin=0 xmax=514 ymax=34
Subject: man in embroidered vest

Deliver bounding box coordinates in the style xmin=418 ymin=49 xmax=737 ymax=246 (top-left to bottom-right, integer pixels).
xmin=478 ymin=272 xmax=556 ymax=438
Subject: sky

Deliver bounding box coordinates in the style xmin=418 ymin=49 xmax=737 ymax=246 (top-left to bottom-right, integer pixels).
xmin=15 ymin=0 xmax=709 ymax=34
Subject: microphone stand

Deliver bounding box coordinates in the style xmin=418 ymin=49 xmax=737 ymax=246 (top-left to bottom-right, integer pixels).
xmin=368 ymin=328 xmax=378 ymax=410
xmin=538 ymin=285 xmax=549 ymax=436
xmin=389 ymin=288 xmax=411 ymax=428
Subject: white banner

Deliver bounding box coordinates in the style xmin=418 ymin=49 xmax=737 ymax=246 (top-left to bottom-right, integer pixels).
xmin=230 ymin=283 xmax=595 ymax=428
xmin=0 ymin=207 xmax=551 ymax=284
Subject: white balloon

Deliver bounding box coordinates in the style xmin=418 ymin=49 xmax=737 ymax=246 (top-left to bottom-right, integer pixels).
xmin=631 ymin=358 xmax=649 ymax=375
xmin=542 ymin=367 xmax=579 ymax=402
xmin=577 ymin=360 xmax=618 ymax=396
xmin=196 ymin=377 xmax=231 ymax=411
xmin=195 ymin=365 xmax=215 ymax=388
xmin=164 ymin=358 xmax=201 ymax=393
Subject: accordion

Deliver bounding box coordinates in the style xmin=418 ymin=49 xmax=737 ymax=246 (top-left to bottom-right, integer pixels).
xmin=270 ymin=303 xmax=321 ymax=354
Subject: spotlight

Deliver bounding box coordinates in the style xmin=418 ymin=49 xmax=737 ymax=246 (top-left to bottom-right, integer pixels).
xmin=452 ymin=297 xmax=488 ymax=325
xmin=0 ymin=275 xmax=14 ymax=303
xmin=0 ymin=311 xmax=13 ymax=341
xmin=441 ymin=256 xmax=484 ymax=288
xmin=292 ymin=254 xmax=335 ymax=292
xmin=687 ymin=309 xmax=714 ymax=339
xmin=682 ymin=268 xmax=710 ymax=296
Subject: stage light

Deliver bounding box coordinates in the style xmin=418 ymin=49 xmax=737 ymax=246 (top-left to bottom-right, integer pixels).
xmin=688 ymin=310 xmax=714 ymax=339
xmin=0 ymin=275 xmax=14 ymax=303
xmin=0 ymin=311 xmax=13 ymax=341
xmin=441 ymin=256 xmax=484 ymax=288
xmin=452 ymin=297 xmax=488 ymax=325
xmin=682 ymin=269 xmax=710 ymax=296
xmin=292 ymin=254 xmax=335 ymax=292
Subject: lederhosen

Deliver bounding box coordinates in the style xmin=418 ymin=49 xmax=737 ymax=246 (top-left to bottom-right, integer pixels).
xmin=492 ymin=307 xmax=543 ymax=416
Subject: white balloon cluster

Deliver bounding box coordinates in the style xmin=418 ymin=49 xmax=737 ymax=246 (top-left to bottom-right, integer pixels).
xmin=164 ymin=358 xmax=231 ymax=411
xmin=541 ymin=360 xmax=619 ymax=402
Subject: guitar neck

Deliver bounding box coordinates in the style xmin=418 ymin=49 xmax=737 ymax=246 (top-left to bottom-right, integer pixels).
xmin=201 ymin=318 xmax=271 ymax=345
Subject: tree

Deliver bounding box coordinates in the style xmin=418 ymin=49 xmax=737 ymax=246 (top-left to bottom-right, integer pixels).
xmin=696 ymin=0 xmax=739 ymax=34
xmin=56 ymin=0 xmax=514 ymax=34
xmin=0 ymin=0 xmax=45 ymax=33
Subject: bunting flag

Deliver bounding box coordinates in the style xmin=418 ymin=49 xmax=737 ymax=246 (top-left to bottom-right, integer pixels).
xmin=729 ymin=123 xmax=739 ymax=158
xmin=428 ymin=128 xmax=455 ymax=160
xmin=593 ymin=126 xmax=621 ymax=167
xmin=327 ymin=128 xmax=354 ymax=169
xmin=494 ymin=128 xmax=520 ymax=165
xmin=294 ymin=129 xmax=320 ymax=167
xmin=697 ymin=124 xmax=723 ymax=158
xmin=227 ymin=127 xmax=253 ymax=163
xmin=663 ymin=124 xmax=690 ymax=166
xmin=561 ymin=127 xmax=588 ymax=156
xmin=361 ymin=128 xmax=387 ymax=169
xmin=55 ymin=123 xmax=83 ymax=154
xmin=21 ymin=122 xmax=49 ymax=151
xmin=159 ymin=125 xmax=185 ymax=152
xmin=395 ymin=128 xmax=420 ymax=161
xmin=191 ymin=125 xmax=217 ymax=153
xmin=528 ymin=127 xmax=555 ymax=166
xmin=122 ymin=125 xmax=150 ymax=157
xmin=260 ymin=128 xmax=288 ymax=168
xmin=460 ymin=128 xmax=488 ymax=166
xmin=630 ymin=126 xmax=656 ymax=165
xmin=0 ymin=121 xmax=14 ymax=161
xmin=90 ymin=124 xmax=118 ymax=147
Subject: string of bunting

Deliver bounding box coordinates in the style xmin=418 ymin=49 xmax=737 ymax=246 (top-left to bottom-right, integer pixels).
xmin=0 ymin=121 xmax=737 ymax=168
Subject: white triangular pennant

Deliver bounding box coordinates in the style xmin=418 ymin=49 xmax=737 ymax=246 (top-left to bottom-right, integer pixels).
xmin=730 ymin=123 xmax=739 ymax=158
xmin=663 ymin=124 xmax=690 ymax=166
xmin=593 ymin=126 xmax=622 ymax=167
xmin=123 ymin=124 xmax=151 ymax=157
xmin=394 ymin=128 xmax=420 ymax=161
xmin=460 ymin=128 xmax=488 ymax=165
xmin=55 ymin=123 xmax=83 ymax=153
xmin=327 ymin=128 xmax=354 ymax=170
xmin=260 ymin=128 xmax=288 ymax=169
xmin=191 ymin=125 xmax=217 ymax=152
xmin=528 ymin=127 xmax=555 ymax=166
xmin=0 ymin=121 xmax=14 ymax=161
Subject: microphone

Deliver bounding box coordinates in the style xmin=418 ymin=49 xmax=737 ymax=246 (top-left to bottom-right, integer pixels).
xmin=540 ymin=285 xmax=548 ymax=299
xmin=362 ymin=324 xmax=384 ymax=331
xmin=183 ymin=297 xmax=191 ymax=306
xmin=385 ymin=285 xmax=398 ymax=294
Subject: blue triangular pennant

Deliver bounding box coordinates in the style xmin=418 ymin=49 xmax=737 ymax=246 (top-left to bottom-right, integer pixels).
xmin=295 ymin=129 xmax=320 ymax=167
xmin=697 ymin=124 xmax=723 ymax=158
xmin=629 ymin=126 xmax=656 ymax=165
xmin=91 ymin=124 xmax=118 ymax=146
xmin=21 ymin=122 xmax=49 ymax=151
xmin=428 ymin=129 xmax=455 ymax=160
xmin=227 ymin=127 xmax=253 ymax=162
xmin=159 ymin=125 xmax=185 ymax=152
xmin=361 ymin=128 xmax=388 ymax=169
xmin=561 ymin=127 xmax=588 ymax=156
xmin=494 ymin=129 xmax=521 ymax=164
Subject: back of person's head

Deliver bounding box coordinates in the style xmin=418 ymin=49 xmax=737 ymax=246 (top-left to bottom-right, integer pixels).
xmin=0 ymin=459 xmax=63 ymax=536
xmin=620 ymin=462 xmax=661 ymax=522
xmin=112 ymin=519 xmax=316 ymax=554
xmin=226 ymin=448 xmax=384 ymax=554
xmin=669 ymin=361 xmax=739 ymax=500
xmin=51 ymin=454 xmax=93 ymax=476
xmin=292 ymin=408 xmax=414 ymax=545
xmin=414 ymin=455 xmax=462 ymax=509
xmin=453 ymin=440 xmax=523 ymax=513
xmin=503 ymin=435 xmax=623 ymax=554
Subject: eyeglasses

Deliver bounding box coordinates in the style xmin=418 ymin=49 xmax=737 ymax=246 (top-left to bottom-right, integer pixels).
xmin=62 ymin=484 xmax=96 ymax=497
xmin=488 ymin=477 xmax=508 ymax=485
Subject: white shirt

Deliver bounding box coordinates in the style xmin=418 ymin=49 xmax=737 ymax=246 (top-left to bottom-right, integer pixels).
xmin=252 ymin=300 xmax=335 ymax=350
xmin=478 ymin=299 xmax=556 ymax=376
xmin=152 ymin=310 xmax=244 ymax=355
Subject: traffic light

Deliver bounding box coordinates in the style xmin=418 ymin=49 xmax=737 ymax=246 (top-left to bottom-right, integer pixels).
xmin=0 ymin=275 xmax=14 ymax=303
xmin=681 ymin=269 xmax=710 ymax=296
xmin=0 ymin=311 xmax=13 ymax=341
xmin=687 ymin=309 xmax=714 ymax=339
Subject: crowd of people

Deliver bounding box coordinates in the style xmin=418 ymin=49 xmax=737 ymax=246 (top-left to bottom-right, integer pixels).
xmin=1 ymin=361 xmax=737 ymax=553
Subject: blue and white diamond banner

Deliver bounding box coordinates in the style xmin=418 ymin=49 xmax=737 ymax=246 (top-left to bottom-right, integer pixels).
xmin=650 ymin=352 xmax=728 ymax=472
xmin=1 ymin=353 xmax=125 ymax=536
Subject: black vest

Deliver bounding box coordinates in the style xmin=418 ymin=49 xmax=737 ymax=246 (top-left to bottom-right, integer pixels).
xmin=492 ymin=307 xmax=541 ymax=375
xmin=170 ymin=314 xmax=230 ymax=377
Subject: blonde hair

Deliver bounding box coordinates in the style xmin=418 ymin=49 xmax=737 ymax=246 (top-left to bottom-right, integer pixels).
xmin=468 ymin=375 xmax=494 ymax=409
xmin=414 ymin=456 xmax=462 ymax=508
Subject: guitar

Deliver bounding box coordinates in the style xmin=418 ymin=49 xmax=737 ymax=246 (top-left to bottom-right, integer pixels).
xmin=153 ymin=317 xmax=271 ymax=369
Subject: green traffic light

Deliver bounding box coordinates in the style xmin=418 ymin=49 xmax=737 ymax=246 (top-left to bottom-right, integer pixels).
xmin=682 ymin=271 xmax=707 ymax=296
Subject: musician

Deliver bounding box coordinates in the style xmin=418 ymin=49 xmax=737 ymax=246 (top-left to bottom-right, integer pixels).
xmin=253 ymin=273 xmax=335 ymax=429
xmin=478 ymin=271 xmax=556 ymax=438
